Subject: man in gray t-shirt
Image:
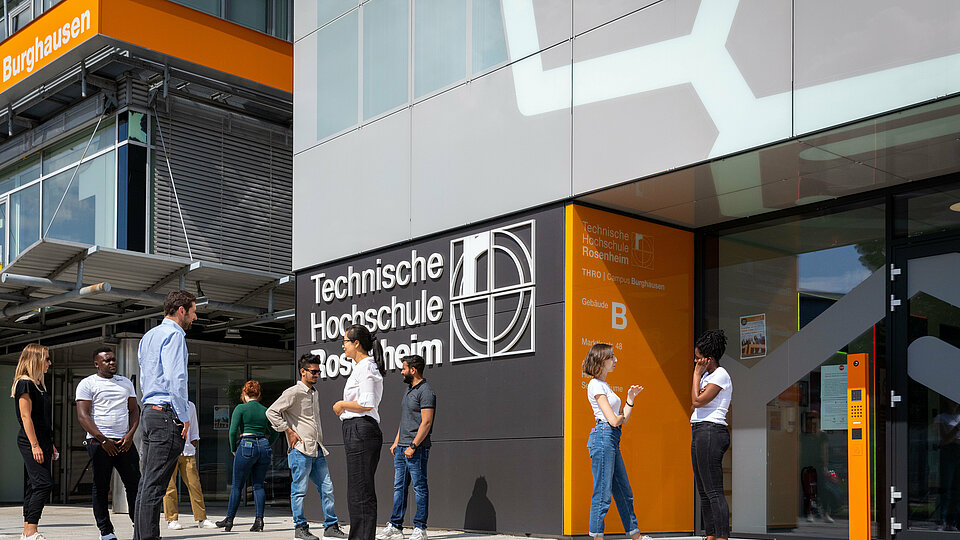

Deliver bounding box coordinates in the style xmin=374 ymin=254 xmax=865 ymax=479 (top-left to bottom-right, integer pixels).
xmin=377 ymin=355 xmax=436 ymax=540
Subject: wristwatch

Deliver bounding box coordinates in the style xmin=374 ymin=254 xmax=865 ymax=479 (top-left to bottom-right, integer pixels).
xmin=409 ymin=442 xmax=418 ymax=451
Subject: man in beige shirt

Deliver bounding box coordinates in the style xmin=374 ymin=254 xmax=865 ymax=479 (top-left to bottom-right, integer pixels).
xmin=266 ymin=355 xmax=346 ymax=540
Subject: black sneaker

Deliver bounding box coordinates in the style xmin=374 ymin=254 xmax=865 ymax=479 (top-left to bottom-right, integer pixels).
xmin=295 ymin=525 xmax=319 ymax=540
xmin=324 ymin=524 xmax=347 ymax=539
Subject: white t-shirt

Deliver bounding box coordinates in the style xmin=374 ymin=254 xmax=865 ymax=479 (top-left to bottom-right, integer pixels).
xmin=182 ymin=401 xmax=200 ymax=456
xmin=75 ymin=374 xmax=137 ymax=440
xmin=691 ymin=366 xmax=732 ymax=425
xmin=587 ymin=378 xmax=621 ymax=423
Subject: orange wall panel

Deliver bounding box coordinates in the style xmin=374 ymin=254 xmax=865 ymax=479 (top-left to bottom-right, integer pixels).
xmin=98 ymin=0 xmax=292 ymax=92
xmin=0 ymin=0 xmax=99 ymax=94
xmin=564 ymin=204 xmax=694 ymax=535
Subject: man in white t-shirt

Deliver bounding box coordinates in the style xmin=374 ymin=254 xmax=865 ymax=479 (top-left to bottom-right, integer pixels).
xmin=76 ymin=346 xmax=142 ymax=540
xmin=163 ymin=401 xmax=217 ymax=529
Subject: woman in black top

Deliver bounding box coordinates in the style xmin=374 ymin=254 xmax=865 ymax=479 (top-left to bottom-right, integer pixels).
xmin=10 ymin=343 xmax=58 ymax=540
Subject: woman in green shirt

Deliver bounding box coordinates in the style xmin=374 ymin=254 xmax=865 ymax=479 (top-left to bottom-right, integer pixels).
xmin=216 ymin=380 xmax=278 ymax=532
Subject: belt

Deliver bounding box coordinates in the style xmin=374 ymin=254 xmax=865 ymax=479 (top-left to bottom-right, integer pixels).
xmin=241 ymin=434 xmax=266 ymax=439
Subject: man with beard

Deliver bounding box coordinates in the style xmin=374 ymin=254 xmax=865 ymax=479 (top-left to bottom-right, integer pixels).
xmin=76 ymin=347 xmax=141 ymax=540
xmin=133 ymin=290 xmax=197 ymax=540
xmin=377 ymin=355 xmax=435 ymax=540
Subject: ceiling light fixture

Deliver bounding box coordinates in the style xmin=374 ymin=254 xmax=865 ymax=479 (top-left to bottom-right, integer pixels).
xmin=950 ymin=202 xmax=960 ymax=212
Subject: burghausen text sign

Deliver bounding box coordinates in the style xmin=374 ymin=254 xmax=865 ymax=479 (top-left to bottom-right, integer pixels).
xmin=307 ymin=220 xmax=536 ymax=380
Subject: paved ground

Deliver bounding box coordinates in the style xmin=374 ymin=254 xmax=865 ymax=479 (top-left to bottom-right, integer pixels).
xmin=0 ymin=505 xmax=726 ymax=540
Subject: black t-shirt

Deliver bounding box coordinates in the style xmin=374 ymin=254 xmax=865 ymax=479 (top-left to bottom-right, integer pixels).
xmin=14 ymin=379 xmax=52 ymax=444
xmin=399 ymin=380 xmax=436 ymax=447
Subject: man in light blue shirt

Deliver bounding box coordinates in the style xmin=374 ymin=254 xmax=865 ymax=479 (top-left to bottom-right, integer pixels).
xmin=133 ymin=290 xmax=197 ymax=540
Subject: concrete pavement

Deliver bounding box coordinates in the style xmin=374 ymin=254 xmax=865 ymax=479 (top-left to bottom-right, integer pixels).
xmin=0 ymin=505 xmax=724 ymax=540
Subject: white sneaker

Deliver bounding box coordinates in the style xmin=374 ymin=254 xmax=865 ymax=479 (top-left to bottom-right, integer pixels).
xmin=167 ymin=520 xmax=184 ymax=530
xmin=410 ymin=528 xmax=427 ymax=540
xmin=198 ymin=520 xmax=218 ymax=529
xmin=21 ymin=534 xmax=46 ymax=540
xmin=101 ymin=534 xmax=118 ymax=540
xmin=376 ymin=524 xmax=403 ymax=540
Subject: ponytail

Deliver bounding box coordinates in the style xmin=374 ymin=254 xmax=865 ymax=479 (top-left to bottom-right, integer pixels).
xmin=345 ymin=324 xmax=387 ymax=376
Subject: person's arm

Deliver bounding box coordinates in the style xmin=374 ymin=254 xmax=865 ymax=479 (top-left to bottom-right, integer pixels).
xmin=334 ymin=368 xmax=376 ymax=415
xmin=391 ymin=426 xmax=401 ymax=455
xmin=229 ymin=406 xmax=243 ymax=453
xmin=77 ymin=400 xmax=120 ymax=455
xmin=619 ymin=385 xmax=643 ymax=425
xmin=161 ymin=333 xmax=190 ymax=439
xmin=595 ymin=394 xmax=623 ymax=427
xmin=403 ymin=409 xmax=435 ymax=458
xmin=266 ymin=389 xmax=302 ymax=450
xmin=119 ymin=396 xmax=140 ymax=452
xmin=187 ymin=403 xmax=200 ymax=447
xmin=17 ymin=391 xmax=45 ymax=464
xmin=691 ymin=361 xmax=723 ymax=408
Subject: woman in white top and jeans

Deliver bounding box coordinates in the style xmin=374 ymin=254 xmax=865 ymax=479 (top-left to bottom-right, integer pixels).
xmin=334 ymin=324 xmax=385 ymax=540
xmin=690 ymin=330 xmax=733 ymax=540
xmin=582 ymin=343 xmax=651 ymax=540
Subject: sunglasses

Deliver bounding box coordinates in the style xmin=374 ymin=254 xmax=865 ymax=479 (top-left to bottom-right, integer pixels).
xmin=303 ymin=368 xmax=322 ymax=375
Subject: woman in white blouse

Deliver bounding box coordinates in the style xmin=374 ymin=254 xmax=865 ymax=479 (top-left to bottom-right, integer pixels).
xmin=334 ymin=324 xmax=386 ymax=540
xmin=582 ymin=343 xmax=650 ymax=540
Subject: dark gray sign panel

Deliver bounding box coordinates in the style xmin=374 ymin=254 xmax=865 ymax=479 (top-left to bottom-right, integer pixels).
xmin=294 ymin=206 xmax=565 ymax=534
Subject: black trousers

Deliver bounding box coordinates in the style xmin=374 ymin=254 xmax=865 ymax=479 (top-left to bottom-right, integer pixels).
xmin=343 ymin=416 xmax=382 ymax=540
xmin=88 ymin=439 xmax=141 ymax=535
xmin=17 ymin=434 xmax=53 ymax=525
xmin=133 ymin=406 xmax=185 ymax=540
xmin=691 ymin=422 xmax=731 ymax=538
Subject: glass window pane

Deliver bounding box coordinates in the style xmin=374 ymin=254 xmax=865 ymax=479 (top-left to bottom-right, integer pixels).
xmin=363 ymin=0 xmax=408 ymax=120
xmin=0 ymin=156 xmax=40 ymax=195
xmin=12 ymin=9 xmax=33 ymax=32
xmin=316 ymin=10 xmax=359 ymax=140
xmin=172 ymin=0 xmax=219 ymax=16
xmin=273 ymin=0 xmax=289 ymax=40
xmin=319 ymin=0 xmax=355 ymax=28
xmin=707 ymin=204 xmax=886 ymax=536
xmin=472 ymin=0 xmax=507 ymax=74
xmin=414 ymin=0 xmax=466 ymax=98
xmin=9 ymin=183 xmax=40 ymax=260
xmin=904 ymin=186 xmax=960 ymax=237
xmin=42 ymin=119 xmax=116 ymax=175
xmin=128 ymin=112 xmax=148 ymax=143
xmin=226 ymin=0 xmax=268 ymax=33
xmin=42 ymin=150 xmax=116 ymax=247
xmin=0 ymin=202 xmax=6 ymax=267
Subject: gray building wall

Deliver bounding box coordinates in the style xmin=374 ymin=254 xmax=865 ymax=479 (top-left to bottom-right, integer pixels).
xmin=293 ymin=0 xmax=960 ymax=270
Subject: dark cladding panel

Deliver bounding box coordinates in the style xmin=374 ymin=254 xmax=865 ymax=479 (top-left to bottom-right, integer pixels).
xmin=296 ymin=206 xmax=565 ymax=533
xmin=307 ymin=438 xmax=563 ymax=535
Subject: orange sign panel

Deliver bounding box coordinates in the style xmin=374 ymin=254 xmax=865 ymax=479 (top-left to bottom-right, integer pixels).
xmin=564 ymin=204 xmax=694 ymax=534
xmin=0 ymin=0 xmax=99 ymax=94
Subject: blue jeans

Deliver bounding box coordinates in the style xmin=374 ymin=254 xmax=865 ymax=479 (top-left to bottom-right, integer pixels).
xmin=226 ymin=436 xmax=273 ymax=519
xmin=288 ymin=448 xmax=338 ymax=528
xmin=389 ymin=447 xmax=430 ymax=530
xmin=588 ymin=421 xmax=639 ymax=537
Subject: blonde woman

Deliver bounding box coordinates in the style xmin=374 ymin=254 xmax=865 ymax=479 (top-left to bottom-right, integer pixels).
xmin=11 ymin=343 xmax=59 ymax=540
xmin=582 ymin=343 xmax=650 ymax=540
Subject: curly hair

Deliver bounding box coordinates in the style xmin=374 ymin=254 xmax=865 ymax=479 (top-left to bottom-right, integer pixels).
xmin=695 ymin=329 xmax=727 ymax=365
xmin=242 ymin=380 xmax=262 ymax=400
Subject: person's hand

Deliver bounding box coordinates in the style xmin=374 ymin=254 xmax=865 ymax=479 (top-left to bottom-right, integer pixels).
xmin=286 ymin=430 xmax=302 ymax=452
xmin=390 ymin=441 xmax=398 ymax=456
xmin=118 ymin=434 xmax=134 ymax=452
xmin=31 ymin=444 xmax=44 ymax=464
xmin=404 ymin=446 xmax=415 ymax=458
xmin=626 ymin=385 xmax=644 ymax=401
xmin=52 ymin=445 xmax=60 ymax=461
xmin=332 ymin=401 xmax=345 ymax=416
xmin=181 ymin=420 xmax=191 ymax=440
xmin=694 ymin=357 xmax=710 ymax=377
xmin=100 ymin=438 xmax=120 ymax=456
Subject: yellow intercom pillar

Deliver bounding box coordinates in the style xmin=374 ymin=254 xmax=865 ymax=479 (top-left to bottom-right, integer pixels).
xmin=847 ymin=352 xmax=871 ymax=539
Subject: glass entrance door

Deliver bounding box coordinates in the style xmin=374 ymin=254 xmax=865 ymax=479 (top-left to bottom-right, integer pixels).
xmin=891 ymin=236 xmax=960 ymax=538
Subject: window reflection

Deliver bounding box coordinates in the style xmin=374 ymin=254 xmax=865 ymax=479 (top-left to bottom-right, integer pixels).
xmin=709 ymin=204 xmax=885 ymax=537
xmin=42 ymin=150 xmax=116 ymax=246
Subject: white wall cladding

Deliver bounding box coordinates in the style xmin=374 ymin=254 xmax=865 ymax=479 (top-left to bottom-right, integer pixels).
xmin=154 ymin=98 xmax=292 ymax=273
xmin=293 ymin=0 xmax=960 ymax=269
